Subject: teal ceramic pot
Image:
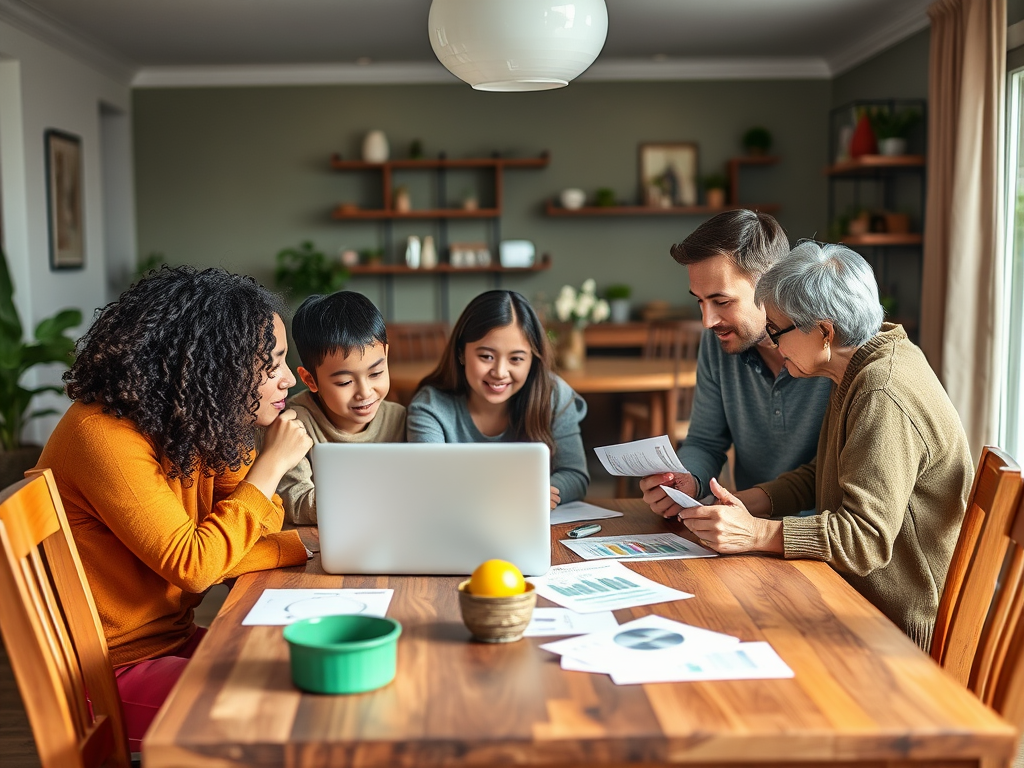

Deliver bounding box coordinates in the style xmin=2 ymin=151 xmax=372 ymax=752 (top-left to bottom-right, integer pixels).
xmin=283 ymin=615 xmax=402 ymax=694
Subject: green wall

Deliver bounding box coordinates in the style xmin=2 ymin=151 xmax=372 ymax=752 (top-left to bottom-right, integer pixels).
xmin=133 ymin=80 xmax=830 ymax=321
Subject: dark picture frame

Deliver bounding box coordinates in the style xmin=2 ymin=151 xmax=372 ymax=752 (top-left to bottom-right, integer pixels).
xmin=639 ymin=142 xmax=698 ymax=207
xmin=44 ymin=129 xmax=85 ymax=270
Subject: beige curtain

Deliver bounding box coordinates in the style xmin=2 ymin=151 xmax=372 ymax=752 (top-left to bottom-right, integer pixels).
xmin=921 ymin=0 xmax=1006 ymax=460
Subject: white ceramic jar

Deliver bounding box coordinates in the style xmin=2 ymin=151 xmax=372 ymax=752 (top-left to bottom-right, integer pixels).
xmin=362 ymin=130 xmax=390 ymax=163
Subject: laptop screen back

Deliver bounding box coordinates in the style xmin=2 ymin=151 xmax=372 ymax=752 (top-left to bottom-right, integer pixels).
xmin=313 ymin=443 xmax=551 ymax=576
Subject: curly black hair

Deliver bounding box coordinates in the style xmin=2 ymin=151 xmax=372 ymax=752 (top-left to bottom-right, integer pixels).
xmin=63 ymin=266 xmax=287 ymax=482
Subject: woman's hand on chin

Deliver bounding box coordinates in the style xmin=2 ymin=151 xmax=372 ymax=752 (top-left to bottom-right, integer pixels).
xmin=677 ymin=478 xmax=783 ymax=554
xmin=247 ymin=409 xmax=313 ymax=498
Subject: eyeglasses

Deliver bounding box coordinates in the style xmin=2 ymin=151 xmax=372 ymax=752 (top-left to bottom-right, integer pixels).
xmin=765 ymin=323 xmax=797 ymax=348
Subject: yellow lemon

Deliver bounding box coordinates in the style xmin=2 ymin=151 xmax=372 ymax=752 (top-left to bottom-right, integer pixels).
xmin=468 ymin=559 xmax=525 ymax=597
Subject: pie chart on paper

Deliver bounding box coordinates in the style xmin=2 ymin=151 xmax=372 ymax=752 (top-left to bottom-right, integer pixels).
xmin=612 ymin=627 xmax=685 ymax=651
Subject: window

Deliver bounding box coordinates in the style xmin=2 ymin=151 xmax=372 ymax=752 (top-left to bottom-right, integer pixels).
xmin=1001 ymin=65 xmax=1024 ymax=458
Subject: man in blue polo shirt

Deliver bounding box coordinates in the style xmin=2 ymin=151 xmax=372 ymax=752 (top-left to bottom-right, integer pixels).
xmin=641 ymin=210 xmax=831 ymax=518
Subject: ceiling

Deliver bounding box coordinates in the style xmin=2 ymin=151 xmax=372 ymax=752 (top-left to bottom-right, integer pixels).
xmin=3 ymin=0 xmax=933 ymax=82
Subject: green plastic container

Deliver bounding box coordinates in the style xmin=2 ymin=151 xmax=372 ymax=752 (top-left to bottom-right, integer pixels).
xmin=283 ymin=615 xmax=402 ymax=695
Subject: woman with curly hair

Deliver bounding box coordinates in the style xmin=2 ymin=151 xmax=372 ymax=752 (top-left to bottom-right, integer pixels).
xmin=36 ymin=266 xmax=312 ymax=750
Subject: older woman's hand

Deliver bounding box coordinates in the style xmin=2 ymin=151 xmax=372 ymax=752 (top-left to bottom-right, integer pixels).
xmin=640 ymin=472 xmax=698 ymax=518
xmin=678 ymin=478 xmax=783 ymax=554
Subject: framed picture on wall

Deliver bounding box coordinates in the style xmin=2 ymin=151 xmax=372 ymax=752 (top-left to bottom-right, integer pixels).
xmin=44 ymin=129 xmax=85 ymax=270
xmin=639 ymin=142 xmax=698 ymax=208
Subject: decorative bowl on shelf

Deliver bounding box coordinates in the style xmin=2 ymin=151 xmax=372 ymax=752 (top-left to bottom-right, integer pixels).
xmin=559 ymin=188 xmax=586 ymax=210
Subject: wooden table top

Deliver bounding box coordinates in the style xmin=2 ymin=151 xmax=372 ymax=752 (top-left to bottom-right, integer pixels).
xmin=389 ymin=357 xmax=697 ymax=399
xmin=144 ymin=501 xmax=1017 ymax=768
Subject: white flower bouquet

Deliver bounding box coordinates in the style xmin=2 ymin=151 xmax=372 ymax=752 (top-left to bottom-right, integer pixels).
xmin=554 ymin=279 xmax=611 ymax=329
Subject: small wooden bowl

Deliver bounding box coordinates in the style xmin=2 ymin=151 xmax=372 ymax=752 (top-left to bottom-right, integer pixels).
xmin=457 ymin=580 xmax=536 ymax=643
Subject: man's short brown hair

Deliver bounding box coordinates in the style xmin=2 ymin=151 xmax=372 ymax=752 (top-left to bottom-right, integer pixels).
xmin=670 ymin=210 xmax=789 ymax=281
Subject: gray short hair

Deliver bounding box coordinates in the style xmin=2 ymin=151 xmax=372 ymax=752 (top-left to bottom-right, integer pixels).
xmin=753 ymin=241 xmax=883 ymax=347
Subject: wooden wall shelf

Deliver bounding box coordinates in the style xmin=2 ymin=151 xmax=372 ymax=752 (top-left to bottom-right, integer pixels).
xmin=330 ymin=156 xmax=550 ymax=171
xmin=348 ymin=258 xmax=551 ymax=276
xmin=827 ymin=155 xmax=926 ymax=176
xmin=840 ymin=233 xmax=923 ymax=246
xmin=544 ymin=201 xmax=780 ymax=217
xmin=331 ymin=207 xmax=501 ymax=220
xmin=545 ymin=156 xmax=781 ymax=216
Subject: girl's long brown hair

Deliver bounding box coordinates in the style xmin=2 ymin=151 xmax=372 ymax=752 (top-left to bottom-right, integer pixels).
xmin=417 ymin=290 xmax=556 ymax=453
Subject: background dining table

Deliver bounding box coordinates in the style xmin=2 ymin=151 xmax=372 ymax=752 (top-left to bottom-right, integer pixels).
xmin=143 ymin=501 xmax=1017 ymax=768
xmin=387 ymin=357 xmax=697 ymax=439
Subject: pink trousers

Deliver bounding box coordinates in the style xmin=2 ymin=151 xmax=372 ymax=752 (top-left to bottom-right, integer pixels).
xmin=114 ymin=627 xmax=207 ymax=751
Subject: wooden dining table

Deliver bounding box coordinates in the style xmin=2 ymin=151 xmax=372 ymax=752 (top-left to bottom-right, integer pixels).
xmin=144 ymin=501 xmax=1017 ymax=768
xmin=388 ymin=357 xmax=697 ymax=438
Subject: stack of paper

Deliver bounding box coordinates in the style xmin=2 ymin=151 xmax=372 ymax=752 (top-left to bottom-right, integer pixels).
xmin=530 ymin=560 xmax=694 ymax=613
xmin=541 ymin=614 xmax=794 ymax=685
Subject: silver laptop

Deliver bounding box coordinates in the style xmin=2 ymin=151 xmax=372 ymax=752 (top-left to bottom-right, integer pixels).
xmin=313 ymin=443 xmax=551 ymax=576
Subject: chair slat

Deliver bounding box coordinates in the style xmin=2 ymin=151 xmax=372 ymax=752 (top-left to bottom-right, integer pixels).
xmin=0 ymin=470 xmax=131 ymax=768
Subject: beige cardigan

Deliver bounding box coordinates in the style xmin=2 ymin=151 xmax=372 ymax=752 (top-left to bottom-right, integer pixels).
xmin=756 ymin=324 xmax=973 ymax=650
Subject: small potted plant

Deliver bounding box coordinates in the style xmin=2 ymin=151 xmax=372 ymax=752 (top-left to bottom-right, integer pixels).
xmin=742 ymin=126 xmax=773 ymax=156
xmin=594 ymin=188 xmax=617 ymax=207
xmin=0 ymin=246 xmax=82 ymax=488
xmin=702 ymin=174 xmax=728 ymax=208
xmin=603 ymin=284 xmax=632 ymax=323
xmin=869 ymin=107 xmax=921 ymax=156
xmin=275 ymin=241 xmax=349 ymax=298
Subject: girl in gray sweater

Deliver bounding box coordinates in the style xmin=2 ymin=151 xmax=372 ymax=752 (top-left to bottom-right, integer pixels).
xmin=407 ymin=290 xmax=589 ymax=508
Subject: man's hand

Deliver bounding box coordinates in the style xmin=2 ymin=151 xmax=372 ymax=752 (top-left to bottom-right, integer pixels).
xmin=639 ymin=471 xmax=698 ymax=518
xmin=550 ymin=486 xmax=561 ymax=510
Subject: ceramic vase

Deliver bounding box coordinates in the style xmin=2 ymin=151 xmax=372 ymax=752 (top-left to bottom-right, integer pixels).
xmin=405 ymin=236 xmax=421 ymax=269
xmin=609 ymin=299 xmax=631 ymax=324
xmin=849 ymin=113 xmax=877 ymax=158
xmin=557 ymin=327 xmax=586 ymax=371
xmin=362 ymin=130 xmax=389 ymax=163
xmin=421 ymin=236 xmax=437 ymax=269
xmin=878 ymin=137 xmax=907 ymax=157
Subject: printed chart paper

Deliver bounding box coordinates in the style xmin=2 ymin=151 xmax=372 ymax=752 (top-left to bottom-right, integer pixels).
xmin=551 ymin=500 xmax=625 ymax=525
xmin=530 ymin=560 xmax=693 ymax=613
xmin=560 ymin=532 xmax=716 ymax=562
xmin=610 ymin=641 xmax=794 ymax=685
xmin=594 ymin=435 xmax=687 ymax=477
xmin=523 ymin=608 xmax=619 ymax=637
xmin=242 ymin=589 xmax=394 ymax=626
xmin=541 ymin=615 xmax=741 ymax=675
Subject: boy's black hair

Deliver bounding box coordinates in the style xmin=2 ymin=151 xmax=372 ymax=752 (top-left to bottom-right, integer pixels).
xmin=292 ymin=291 xmax=388 ymax=375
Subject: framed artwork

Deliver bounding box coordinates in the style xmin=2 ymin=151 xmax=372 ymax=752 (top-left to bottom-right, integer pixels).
xmin=44 ymin=129 xmax=85 ymax=269
xmin=639 ymin=142 xmax=698 ymax=207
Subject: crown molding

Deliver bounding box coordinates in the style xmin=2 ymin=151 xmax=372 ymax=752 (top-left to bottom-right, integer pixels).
xmin=827 ymin=0 xmax=932 ymax=76
xmin=133 ymin=56 xmax=831 ymax=89
xmin=0 ymin=0 xmax=135 ymax=84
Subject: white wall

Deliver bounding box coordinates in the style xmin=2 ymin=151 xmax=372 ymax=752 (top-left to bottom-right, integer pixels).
xmin=0 ymin=17 xmax=134 ymax=444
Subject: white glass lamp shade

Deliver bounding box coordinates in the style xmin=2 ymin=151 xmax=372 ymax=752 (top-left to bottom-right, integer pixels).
xmin=429 ymin=0 xmax=608 ymax=92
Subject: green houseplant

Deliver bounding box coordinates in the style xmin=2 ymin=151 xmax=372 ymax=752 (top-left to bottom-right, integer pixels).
xmin=0 ymin=246 xmax=81 ymax=484
xmin=869 ymin=107 xmax=921 ymax=156
xmin=742 ymin=126 xmax=773 ymax=155
xmin=275 ymin=241 xmax=349 ymax=298
xmin=604 ymin=284 xmax=632 ymax=323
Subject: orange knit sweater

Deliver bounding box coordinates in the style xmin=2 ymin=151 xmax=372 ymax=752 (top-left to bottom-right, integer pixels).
xmin=37 ymin=401 xmax=307 ymax=668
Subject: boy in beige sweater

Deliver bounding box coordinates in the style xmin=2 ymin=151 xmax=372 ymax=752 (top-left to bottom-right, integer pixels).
xmin=279 ymin=291 xmax=406 ymax=523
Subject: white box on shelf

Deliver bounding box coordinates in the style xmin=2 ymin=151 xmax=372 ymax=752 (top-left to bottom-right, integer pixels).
xmin=499 ymin=240 xmax=535 ymax=268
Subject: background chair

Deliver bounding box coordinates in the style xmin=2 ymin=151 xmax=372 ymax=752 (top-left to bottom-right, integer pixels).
xmin=617 ymin=320 xmax=703 ymax=496
xmin=386 ymin=322 xmax=450 ymax=364
xmin=0 ymin=469 xmax=131 ymax=768
xmin=930 ymin=447 xmax=1024 ymax=709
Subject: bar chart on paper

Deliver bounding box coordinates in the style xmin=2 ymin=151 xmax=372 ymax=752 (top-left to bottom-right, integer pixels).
xmin=530 ymin=560 xmax=693 ymax=613
xmin=560 ymin=533 xmax=716 ymax=562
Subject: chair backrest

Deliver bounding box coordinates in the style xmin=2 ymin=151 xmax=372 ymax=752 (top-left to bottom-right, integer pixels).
xmin=931 ymin=446 xmax=1024 ymax=703
xmin=0 ymin=469 xmax=130 ymax=768
xmin=387 ymin=322 xmax=450 ymax=363
xmin=986 ymin=491 xmax=1024 ymax=729
xmin=643 ymin=319 xmax=703 ymax=362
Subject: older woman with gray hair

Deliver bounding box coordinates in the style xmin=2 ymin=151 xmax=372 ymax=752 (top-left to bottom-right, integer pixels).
xmin=677 ymin=241 xmax=973 ymax=650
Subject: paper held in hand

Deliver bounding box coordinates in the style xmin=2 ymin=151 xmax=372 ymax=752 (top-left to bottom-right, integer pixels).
xmin=594 ymin=435 xmax=687 ymax=477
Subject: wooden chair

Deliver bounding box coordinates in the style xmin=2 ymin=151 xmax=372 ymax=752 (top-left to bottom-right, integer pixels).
xmin=930 ymin=447 xmax=1024 ymax=709
xmin=0 ymin=469 xmax=131 ymax=768
xmin=617 ymin=320 xmax=703 ymax=496
xmin=386 ymin=322 xmax=450 ymax=363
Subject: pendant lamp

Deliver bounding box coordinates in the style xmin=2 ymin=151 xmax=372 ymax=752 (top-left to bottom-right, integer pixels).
xmin=428 ymin=0 xmax=609 ymax=92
